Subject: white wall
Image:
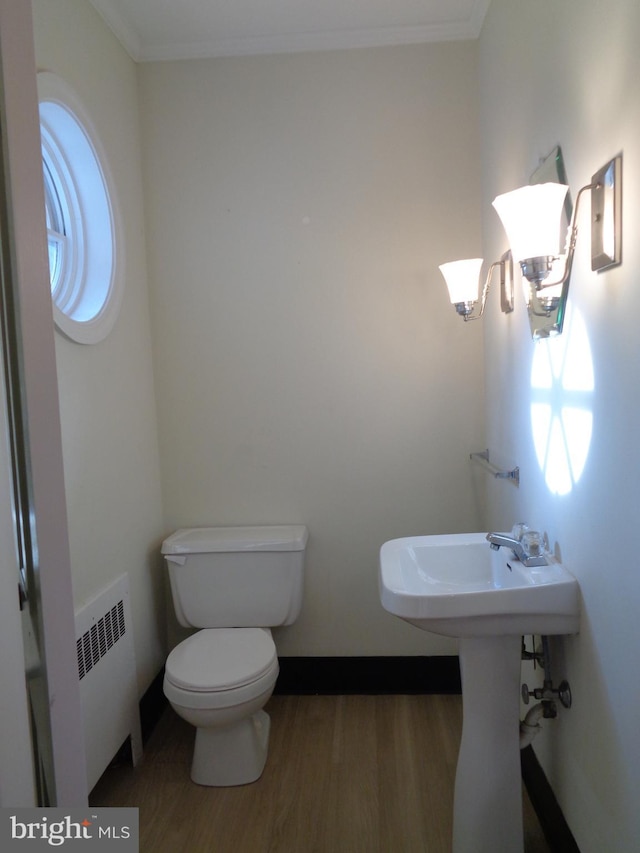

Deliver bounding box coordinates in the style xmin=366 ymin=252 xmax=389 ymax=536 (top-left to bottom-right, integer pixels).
xmin=32 ymin=0 xmax=166 ymax=694
xmin=478 ymin=1 xmax=640 ymax=850
xmin=139 ymin=43 xmax=485 ymax=656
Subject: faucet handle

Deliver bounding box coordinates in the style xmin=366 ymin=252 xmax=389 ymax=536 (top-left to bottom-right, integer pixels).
xmin=511 ymin=522 xmax=529 ymax=542
xmin=521 ymin=530 xmax=543 ymax=558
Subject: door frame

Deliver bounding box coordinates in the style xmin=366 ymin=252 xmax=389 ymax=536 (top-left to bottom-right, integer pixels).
xmin=0 ymin=0 xmax=87 ymax=806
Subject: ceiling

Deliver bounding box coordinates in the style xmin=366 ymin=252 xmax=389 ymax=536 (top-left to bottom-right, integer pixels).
xmin=88 ymin=0 xmax=491 ymax=62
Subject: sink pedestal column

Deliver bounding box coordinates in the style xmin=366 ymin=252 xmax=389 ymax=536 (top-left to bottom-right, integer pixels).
xmin=453 ymin=635 xmax=524 ymax=853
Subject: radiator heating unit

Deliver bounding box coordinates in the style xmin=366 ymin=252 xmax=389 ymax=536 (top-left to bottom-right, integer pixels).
xmin=75 ymin=573 xmax=142 ymax=790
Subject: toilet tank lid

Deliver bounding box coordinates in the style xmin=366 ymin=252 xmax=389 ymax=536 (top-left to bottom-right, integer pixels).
xmin=162 ymin=525 xmax=308 ymax=555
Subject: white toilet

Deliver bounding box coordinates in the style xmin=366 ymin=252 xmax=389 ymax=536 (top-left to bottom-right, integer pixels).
xmin=161 ymin=525 xmax=308 ymax=786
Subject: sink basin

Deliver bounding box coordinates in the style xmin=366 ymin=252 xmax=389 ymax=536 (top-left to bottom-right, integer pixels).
xmin=379 ymin=531 xmax=579 ymax=638
xmin=379 ymin=531 xmax=580 ymax=853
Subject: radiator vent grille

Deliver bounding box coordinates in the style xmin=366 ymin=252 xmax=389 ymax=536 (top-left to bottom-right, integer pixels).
xmin=76 ymin=599 xmax=126 ymax=681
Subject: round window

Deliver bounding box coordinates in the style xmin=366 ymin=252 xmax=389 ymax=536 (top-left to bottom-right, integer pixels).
xmin=38 ymin=72 xmax=122 ymax=344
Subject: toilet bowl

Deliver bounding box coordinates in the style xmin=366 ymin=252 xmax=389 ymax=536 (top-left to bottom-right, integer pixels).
xmin=161 ymin=523 xmax=307 ymax=787
xmin=164 ymin=627 xmax=280 ymax=786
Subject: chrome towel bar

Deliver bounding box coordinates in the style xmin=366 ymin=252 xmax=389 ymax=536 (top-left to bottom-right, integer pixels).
xmin=470 ymin=449 xmax=520 ymax=487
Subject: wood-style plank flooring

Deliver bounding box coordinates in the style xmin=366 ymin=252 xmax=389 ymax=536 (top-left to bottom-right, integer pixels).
xmin=90 ymin=695 xmax=550 ymax=852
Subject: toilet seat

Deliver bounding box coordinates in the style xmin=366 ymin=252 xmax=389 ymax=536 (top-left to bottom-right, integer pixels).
xmin=164 ymin=628 xmax=279 ymax=710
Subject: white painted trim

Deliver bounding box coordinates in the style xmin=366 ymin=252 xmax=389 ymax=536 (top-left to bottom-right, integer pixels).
xmin=38 ymin=72 xmax=124 ymax=345
xmin=137 ymin=22 xmax=480 ymax=62
xmin=0 ymin=297 xmax=35 ymax=808
xmin=0 ymin=0 xmax=88 ymax=807
xmin=88 ymin=0 xmax=142 ymax=61
xmin=89 ymin=0 xmax=491 ymax=62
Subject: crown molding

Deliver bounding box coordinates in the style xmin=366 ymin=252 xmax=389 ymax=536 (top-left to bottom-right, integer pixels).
xmin=88 ymin=0 xmax=142 ymax=61
xmin=89 ymin=0 xmax=490 ymax=63
xmin=142 ymin=22 xmax=480 ymax=62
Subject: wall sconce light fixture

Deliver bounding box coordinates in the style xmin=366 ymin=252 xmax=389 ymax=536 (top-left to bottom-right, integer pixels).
xmin=439 ymin=252 xmax=514 ymax=321
xmin=492 ymin=155 xmax=622 ymax=296
xmin=439 ymin=152 xmax=621 ymax=336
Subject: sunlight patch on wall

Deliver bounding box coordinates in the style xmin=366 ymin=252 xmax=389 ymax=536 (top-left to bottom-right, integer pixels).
xmin=530 ymin=305 xmax=594 ymax=495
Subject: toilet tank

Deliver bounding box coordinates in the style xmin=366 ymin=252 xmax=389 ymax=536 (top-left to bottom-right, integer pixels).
xmin=162 ymin=525 xmax=308 ymax=629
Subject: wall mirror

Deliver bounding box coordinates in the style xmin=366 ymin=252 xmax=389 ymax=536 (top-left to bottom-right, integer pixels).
xmin=527 ymin=146 xmax=572 ymax=339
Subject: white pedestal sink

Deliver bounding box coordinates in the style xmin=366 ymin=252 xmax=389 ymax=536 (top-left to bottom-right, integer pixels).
xmin=379 ymin=532 xmax=579 ymax=853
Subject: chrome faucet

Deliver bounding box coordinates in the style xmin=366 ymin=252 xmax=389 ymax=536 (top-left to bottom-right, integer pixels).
xmin=486 ymin=531 xmax=549 ymax=567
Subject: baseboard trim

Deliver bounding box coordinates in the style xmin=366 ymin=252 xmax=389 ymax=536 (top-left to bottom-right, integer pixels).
xmin=139 ymin=657 xmax=462 ymax=737
xmin=274 ymin=655 xmax=462 ymax=695
xmin=521 ymin=744 xmax=580 ymax=852
xmin=139 ymin=669 xmax=167 ymax=744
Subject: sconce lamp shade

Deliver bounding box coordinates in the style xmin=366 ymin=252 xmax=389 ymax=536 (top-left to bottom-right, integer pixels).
xmin=439 ymin=258 xmax=483 ymax=304
xmin=492 ymin=183 xmax=569 ymax=262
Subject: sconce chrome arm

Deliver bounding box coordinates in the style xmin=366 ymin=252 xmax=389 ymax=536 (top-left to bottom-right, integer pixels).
xmin=458 ymin=260 xmax=501 ymax=321
xmin=523 ymin=182 xmax=595 ymax=291
xmin=452 ymin=254 xmax=513 ymax=321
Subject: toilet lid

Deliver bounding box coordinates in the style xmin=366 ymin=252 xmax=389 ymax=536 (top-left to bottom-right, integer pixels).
xmin=165 ymin=628 xmax=277 ymax=692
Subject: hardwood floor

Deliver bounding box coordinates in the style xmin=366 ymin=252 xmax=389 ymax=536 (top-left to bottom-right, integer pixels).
xmin=90 ymin=695 xmax=550 ymax=852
